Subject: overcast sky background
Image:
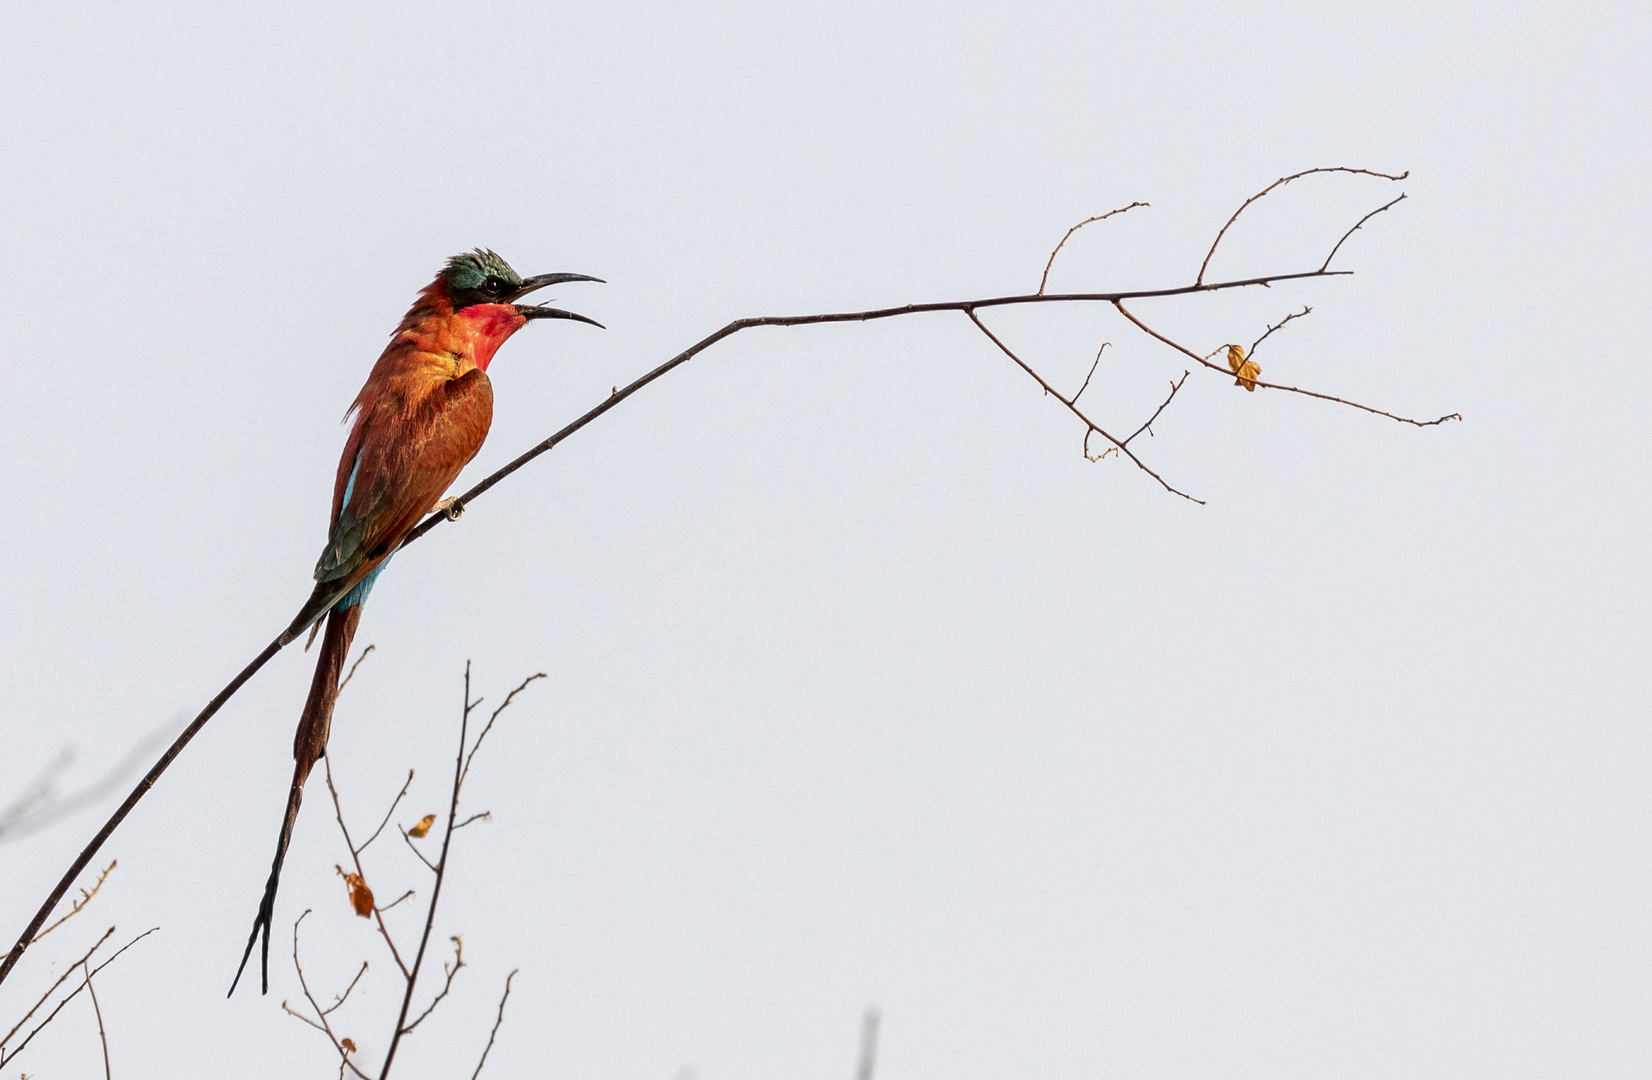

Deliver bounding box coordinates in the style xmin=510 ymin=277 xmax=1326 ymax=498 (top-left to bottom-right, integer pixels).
xmin=2 ymin=1 xmax=1648 ymax=1077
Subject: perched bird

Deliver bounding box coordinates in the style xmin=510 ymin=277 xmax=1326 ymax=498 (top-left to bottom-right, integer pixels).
xmin=230 ymin=250 xmax=601 ymax=995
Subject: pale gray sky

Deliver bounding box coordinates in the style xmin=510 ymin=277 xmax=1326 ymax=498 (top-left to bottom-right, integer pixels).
xmin=2 ymin=1 xmax=1648 ymax=1077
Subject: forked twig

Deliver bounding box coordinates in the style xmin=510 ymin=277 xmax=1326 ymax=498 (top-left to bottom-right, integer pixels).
xmin=1112 ymin=301 xmax=1461 ymax=427
xmin=1197 ymin=167 xmax=1408 ymax=285
xmin=401 ymin=937 xmax=464 ymax=1035
xmin=0 ymin=927 xmax=155 ymax=1071
xmin=966 ymin=309 xmax=1204 ymax=503
xmin=324 ymin=757 xmax=410 ymax=979
xmin=1123 ymin=372 xmax=1190 ymax=447
xmin=286 ymin=911 xmax=371 ymax=1080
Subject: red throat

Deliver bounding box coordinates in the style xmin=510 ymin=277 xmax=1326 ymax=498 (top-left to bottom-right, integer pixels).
xmin=457 ymin=304 xmax=528 ymax=372
xmin=396 ymin=277 xmax=529 ymax=372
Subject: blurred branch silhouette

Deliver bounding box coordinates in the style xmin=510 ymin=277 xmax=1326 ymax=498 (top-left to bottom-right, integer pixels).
xmin=280 ymin=653 xmax=538 ymax=1079
xmin=0 ymin=721 xmax=179 ymax=845
xmin=1 ymin=166 xmax=1461 ymax=991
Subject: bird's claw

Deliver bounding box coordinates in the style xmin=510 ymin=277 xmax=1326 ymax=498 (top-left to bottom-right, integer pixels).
xmin=436 ymin=497 xmax=464 ymax=521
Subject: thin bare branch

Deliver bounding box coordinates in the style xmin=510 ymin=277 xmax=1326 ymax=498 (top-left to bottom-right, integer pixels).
xmin=1319 ymin=193 xmax=1407 ymax=272
xmin=29 ymin=861 xmax=115 ymax=945
xmin=0 ymin=929 xmax=154 ymax=1071
xmin=401 ymin=937 xmax=464 ymax=1035
xmin=965 ymin=309 xmax=1203 ymax=504
xmin=337 ymin=645 xmax=377 ymax=695
xmin=2 ymin=926 xmax=115 ymax=1055
xmin=1038 ymin=202 xmax=1148 ymax=294
xmin=323 ymin=962 xmax=370 ymax=1017
xmin=377 ymin=890 xmax=416 ymax=913
xmin=378 ymin=664 xmax=477 ymax=1079
xmin=83 ymin=961 xmax=111 ymax=1080
xmin=398 ymin=827 xmax=439 ymax=873
xmin=357 ymin=771 xmax=415 ymax=855
xmin=1123 ymin=372 xmax=1190 ymax=447
xmin=459 ymin=674 xmax=546 ymax=798
xmin=470 ymin=971 xmax=518 ymax=1080
xmin=288 ymin=911 xmax=372 ymax=1080
xmin=453 ymin=811 xmax=492 ymax=831
xmin=324 ymin=757 xmax=410 ymax=979
xmin=1112 ymin=301 xmax=1462 ymax=427
xmin=1072 ymin=343 xmax=1108 ymax=405
xmin=1249 ymin=306 xmax=1312 ymax=359
xmin=1196 ymin=166 xmax=1407 ymax=285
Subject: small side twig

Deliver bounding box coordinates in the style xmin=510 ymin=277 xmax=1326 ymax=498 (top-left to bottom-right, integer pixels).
xmin=1039 ymin=202 xmax=1148 ymax=293
xmin=358 ymin=771 xmax=415 ymax=855
xmin=82 ymin=960 xmax=111 ymax=1080
xmin=469 ymin=971 xmax=518 ymax=1080
xmin=1072 ymin=343 xmax=1108 ymax=405
xmin=1249 ymin=306 xmax=1312 ymax=359
xmin=29 ymin=861 xmax=115 ymax=945
xmin=1320 ymin=193 xmax=1407 ymax=272
xmin=1123 ymin=372 xmax=1190 ymax=447
xmin=401 ymin=937 xmax=464 ymax=1035
xmin=459 ymin=674 xmax=546 ymax=796
xmin=337 ymin=645 xmax=376 ymax=695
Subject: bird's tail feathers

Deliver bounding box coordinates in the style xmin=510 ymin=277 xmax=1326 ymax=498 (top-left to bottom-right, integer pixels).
xmin=229 ymin=604 xmax=363 ymax=997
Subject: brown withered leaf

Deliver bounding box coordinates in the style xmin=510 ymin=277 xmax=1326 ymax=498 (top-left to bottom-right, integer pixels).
xmin=341 ymin=1039 xmax=358 ymax=1054
xmin=1226 ymin=344 xmax=1261 ymax=392
xmin=343 ymin=872 xmax=375 ymax=917
xmin=408 ymin=814 xmax=437 ymax=839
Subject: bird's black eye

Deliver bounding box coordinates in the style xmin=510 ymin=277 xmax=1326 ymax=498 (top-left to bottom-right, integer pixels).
xmin=483 ymin=277 xmax=506 ymax=295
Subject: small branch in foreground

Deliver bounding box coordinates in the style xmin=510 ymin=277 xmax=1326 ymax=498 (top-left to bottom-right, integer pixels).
xmin=0 ymin=928 xmax=155 ymax=1072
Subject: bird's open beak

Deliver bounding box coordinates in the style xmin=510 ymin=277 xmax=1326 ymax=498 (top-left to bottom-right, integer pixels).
xmin=511 ymin=272 xmax=605 ymax=328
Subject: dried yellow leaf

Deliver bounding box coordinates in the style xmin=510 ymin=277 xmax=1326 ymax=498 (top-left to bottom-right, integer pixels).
xmin=408 ymin=814 xmax=437 ymax=839
xmin=1226 ymin=344 xmax=1260 ymax=392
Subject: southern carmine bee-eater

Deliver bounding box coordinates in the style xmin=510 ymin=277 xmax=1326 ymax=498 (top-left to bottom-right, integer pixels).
xmin=230 ymin=250 xmax=602 ymax=996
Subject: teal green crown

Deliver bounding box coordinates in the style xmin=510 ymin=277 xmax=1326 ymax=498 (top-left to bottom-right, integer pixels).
xmin=444 ymin=249 xmax=522 ymax=292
